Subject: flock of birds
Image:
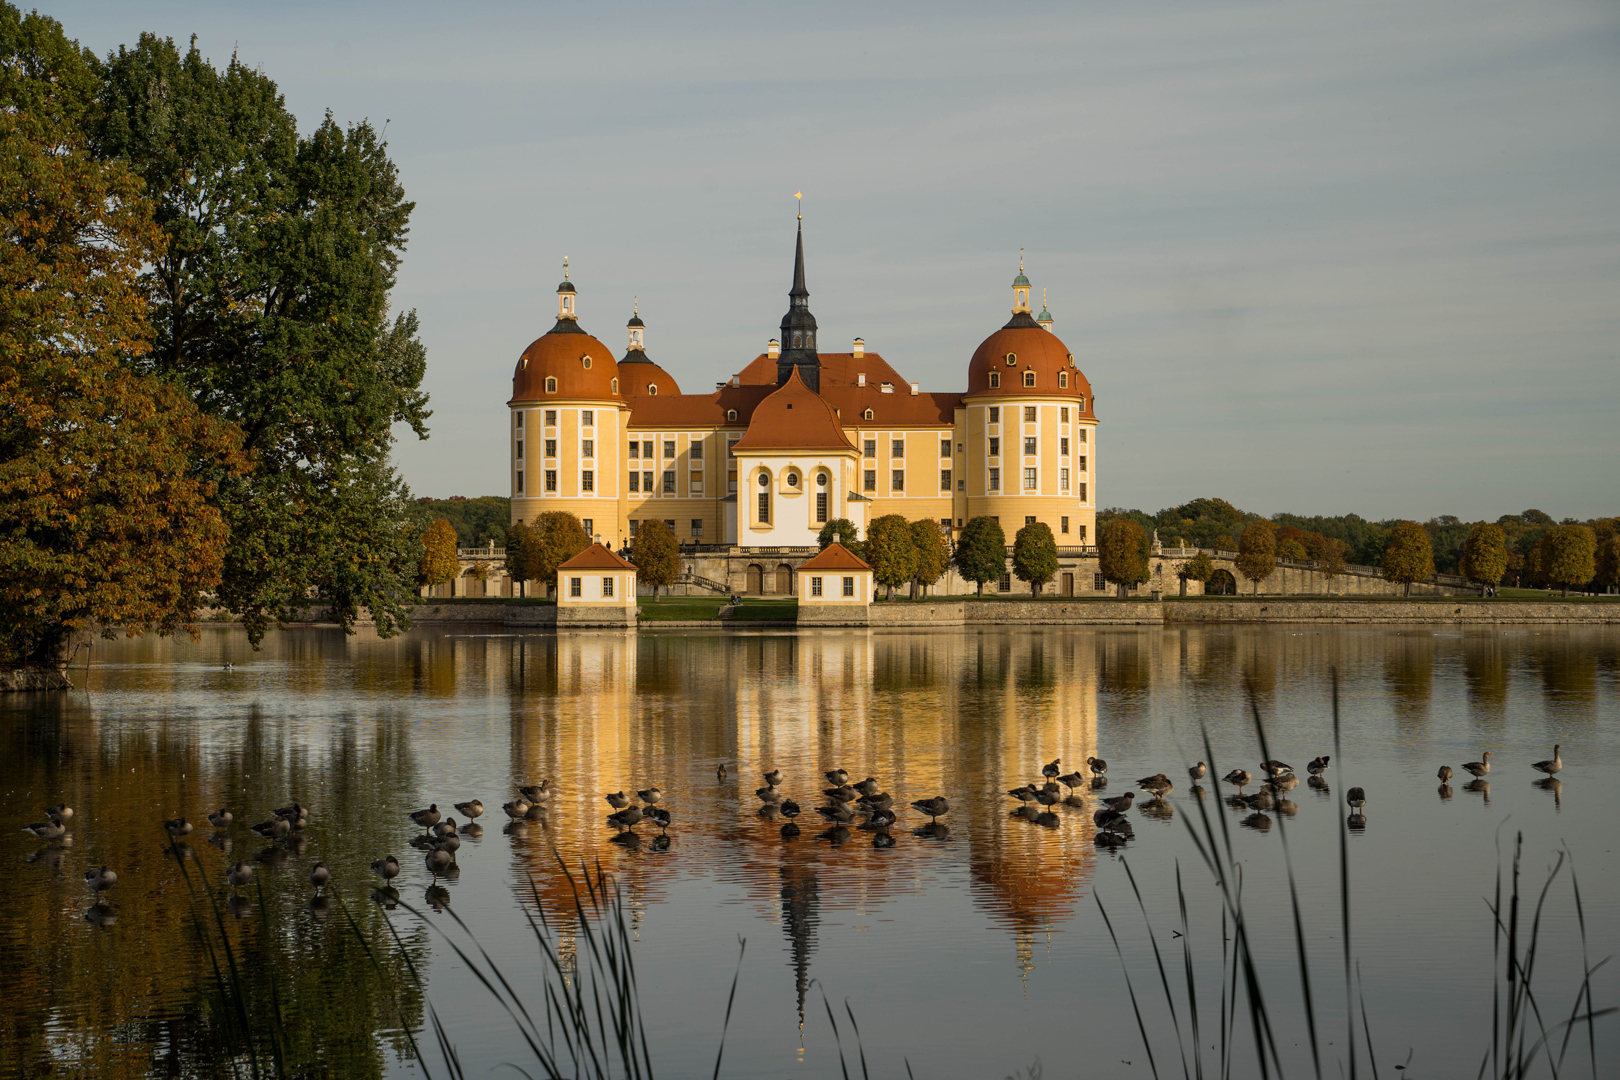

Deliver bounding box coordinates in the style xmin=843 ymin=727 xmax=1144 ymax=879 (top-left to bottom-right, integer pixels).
xmin=24 ymin=745 xmax=1566 ymax=919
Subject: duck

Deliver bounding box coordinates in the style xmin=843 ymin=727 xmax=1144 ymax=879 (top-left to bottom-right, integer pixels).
xmin=227 ymin=861 xmax=254 ymax=891
xmin=604 ymin=791 xmax=631 ymax=810
xmin=646 ymin=807 xmax=672 ymax=832
xmin=371 ymin=855 xmax=401 ymax=882
xmin=250 ymin=817 xmax=290 ymax=841
xmin=431 ymin=817 xmax=458 ymax=838
xmin=1188 ymin=761 xmax=1208 ymax=783
xmin=636 ymin=786 xmax=663 ymax=807
xmin=864 ymin=808 xmax=897 ymax=829
xmin=1530 ymin=745 xmax=1562 ymax=776
xmin=1006 ymin=785 xmax=1036 ymax=805
xmin=1307 ymin=756 xmax=1330 ymax=775
xmin=910 ymin=796 xmax=950 ymax=822
xmin=825 ymin=768 xmax=850 ymax=787
xmin=1138 ymin=774 xmax=1174 ymax=798
xmin=1260 ymin=760 xmax=1293 ymax=777
xmin=1086 ymin=756 xmax=1108 ymax=777
xmin=434 ymin=833 xmax=461 ymax=854
xmin=816 ymin=804 xmax=857 ymax=825
xmin=608 ymin=806 xmax=644 ymax=829
xmin=518 ymin=780 xmax=552 ymax=804
xmin=853 ymin=777 xmax=882 ymax=797
xmin=273 ymin=803 xmax=308 ymax=825
xmin=207 ymin=809 xmax=233 ymax=829
xmin=717 ymin=763 xmax=728 ymax=781
xmin=763 ymin=768 xmax=783 ymax=788
xmin=424 ymin=848 xmax=454 ymax=879
xmin=1265 ymin=773 xmax=1300 ymax=792
xmin=1346 ymin=787 xmax=1367 ymax=810
xmin=1460 ymin=751 xmax=1492 ymax=778
xmin=502 ymin=798 xmax=532 ymax=819
xmin=1042 ymin=758 xmax=1062 ymax=780
xmin=163 ymin=817 xmax=194 ymax=838
xmin=779 ymin=799 xmax=801 ymax=818
xmin=1222 ymin=769 xmax=1253 ymax=792
xmin=1101 ymin=791 xmax=1136 ymax=813
xmin=824 ymin=785 xmax=858 ymax=804
xmin=1437 ymin=765 xmax=1453 ymax=783
xmin=1241 ymin=790 xmax=1274 ymax=811
xmin=1094 ymin=807 xmax=1128 ymax=831
xmin=452 ymin=799 xmax=484 ymax=822
xmin=1057 ymin=771 xmax=1087 ymax=793
xmin=856 ymin=792 xmax=893 ymax=812
xmin=45 ymin=804 xmax=73 ymax=823
xmin=1033 ymin=788 xmax=1062 ymax=811
xmin=24 ymin=818 xmax=67 ymax=841
xmin=408 ymin=804 xmax=441 ymax=828
xmin=309 ymin=862 xmax=331 ymax=894
xmin=85 ymin=865 xmax=117 ymax=894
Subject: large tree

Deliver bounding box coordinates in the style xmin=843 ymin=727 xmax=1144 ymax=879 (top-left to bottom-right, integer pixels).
xmin=1458 ymin=522 xmax=1507 ymax=590
xmin=1595 ymin=535 xmax=1620 ymax=592
xmin=817 ymin=517 xmax=861 ymax=556
xmin=1012 ymin=522 xmax=1058 ymax=596
xmin=530 ymin=511 xmax=588 ymax=598
xmin=93 ymin=35 xmax=430 ymax=644
xmin=1535 ymin=525 xmax=1596 ymax=597
xmin=631 ymin=519 xmax=679 ymax=599
xmin=503 ymin=519 xmax=540 ymax=597
xmin=953 ymin=516 xmax=1005 ymax=597
xmin=1381 ymin=520 xmax=1435 ymax=597
xmin=417 ymin=519 xmax=459 ymax=590
xmin=1098 ymin=518 xmax=1149 ymax=599
xmin=1 ymin=6 xmax=245 ymax=673
xmin=909 ymin=519 xmax=947 ymax=598
xmin=1234 ymin=521 xmax=1276 ymax=596
xmin=864 ymin=514 xmax=917 ymax=600
xmin=1177 ymin=551 xmax=1214 ymax=597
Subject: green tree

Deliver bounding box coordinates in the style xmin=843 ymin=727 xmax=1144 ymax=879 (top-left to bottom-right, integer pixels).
xmin=1276 ymin=538 xmax=1309 ymax=562
xmin=817 ymin=517 xmax=861 ymax=557
xmin=631 ymin=519 xmax=680 ymax=599
xmin=1098 ymin=519 xmax=1150 ymax=599
xmin=1381 ymin=520 xmax=1435 ymax=597
xmin=1 ymin=5 xmax=246 ymax=673
xmin=531 ymin=511 xmax=588 ymax=598
xmin=1177 ymin=551 xmax=1214 ymax=597
xmin=94 ymin=35 xmax=431 ymax=645
xmin=1234 ymin=521 xmax=1276 ymax=595
xmin=864 ymin=514 xmax=917 ymax=600
xmin=909 ymin=519 xmax=947 ymax=598
xmin=953 ymin=516 xmax=1006 ymax=597
xmin=1594 ymin=535 xmax=1620 ymax=591
xmin=1311 ymin=535 xmax=1348 ymax=583
xmin=1535 ymin=525 xmax=1596 ymax=597
xmin=1458 ymin=523 xmax=1508 ymax=590
xmin=503 ymin=520 xmax=541 ymax=597
xmin=1012 ymin=522 xmax=1059 ymax=596
xmin=418 ymin=519 xmax=459 ymax=589
xmin=412 ymin=496 xmax=510 ymax=547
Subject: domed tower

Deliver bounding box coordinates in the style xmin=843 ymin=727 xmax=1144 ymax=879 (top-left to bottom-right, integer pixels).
xmin=961 ymin=255 xmax=1098 ymax=546
xmin=618 ymin=299 xmax=681 ymax=398
xmin=508 ymin=261 xmax=623 ymax=544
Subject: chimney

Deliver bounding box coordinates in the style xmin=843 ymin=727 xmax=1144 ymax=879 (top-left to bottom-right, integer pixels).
xmin=910 ymin=381 xmax=919 ymax=396
xmin=857 ymin=372 xmax=866 ymax=387
xmin=767 ymin=338 xmax=780 ymax=360
xmin=715 ymin=381 xmax=726 ymax=391
xmin=852 ymin=337 xmax=865 ymax=359
xmin=731 ymin=374 xmax=740 ymax=387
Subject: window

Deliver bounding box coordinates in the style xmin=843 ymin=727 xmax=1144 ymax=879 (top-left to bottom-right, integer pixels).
xmin=988 ymin=372 xmax=1000 ymax=388
xmin=1060 ymin=467 xmax=1070 ymax=490
xmin=864 ymin=470 xmax=876 ymax=491
xmin=757 ymin=491 xmax=770 ymax=523
xmin=811 ymin=576 xmax=823 ymax=597
xmin=663 ymin=471 xmax=676 ymax=493
xmin=1077 ymin=396 xmax=1085 ymax=411
xmin=642 ymin=441 xmax=653 ymax=458
xmin=1024 ymin=437 xmax=1037 ymax=456
xmin=582 ymin=518 xmax=593 ymax=536
xmin=515 ymin=439 xmax=523 ymax=458
xmin=545 ymin=470 xmax=557 ymax=492
xmin=545 ymin=376 xmax=557 ymax=393
xmin=1060 ymin=437 xmax=1069 ymax=456
xmin=726 ymin=409 xmax=737 ymax=422
xmin=690 ymin=471 xmax=704 ymax=493
xmin=758 ymin=472 xmax=770 ymax=487
xmin=891 ymin=470 xmax=904 ymax=491
xmin=629 ymin=520 xmax=639 ymax=537
xmin=582 ymin=438 xmax=594 ymax=458
xmin=1094 ymin=573 xmax=1106 ymax=591
xmin=582 ymin=356 xmax=592 ymax=370
xmin=891 ymin=439 xmax=904 ymax=458
xmin=958 ymin=479 xmax=965 ymax=490
xmin=582 ymin=410 xmax=594 ymax=426
xmin=863 ymin=409 xmax=873 ymax=421
xmin=690 ymin=441 xmax=703 ymax=460
xmin=1024 ymin=468 xmax=1037 ymax=490
xmin=515 ymin=412 xmax=524 ymax=429
xmin=1026 ymin=516 xmax=1037 ymax=525
xmin=1061 ymin=407 xmax=1069 ymax=422
xmin=989 ymin=407 xmax=1000 ymax=423
xmin=644 ymin=383 xmax=653 ymax=395
xmin=516 ymin=472 xmax=524 ymax=493
xmin=691 ymin=519 xmax=703 ymax=537
xmin=1024 ymin=406 xmax=1037 ymax=422
xmin=545 ymin=410 xmax=557 ymax=425
xmin=1005 ymin=353 xmax=1018 ymax=366
xmin=629 ymin=472 xmax=640 ymax=492
xmin=1079 ymin=455 xmax=1087 ymax=472
xmin=864 ymin=440 xmax=876 ymax=458
xmin=1080 ymin=482 xmax=1088 ymax=501
xmin=546 ymin=438 xmax=557 ymax=458
xmin=1023 ymin=371 xmax=1036 ymax=388
xmin=940 ymin=518 xmax=951 ymax=532
xmin=998 ymin=572 xmax=1012 ymax=592
xmin=988 ymin=468 xmax=1000 ymax=491
xmin=581 ymin=470 xmax=594 ymax=492
xmin=602 ymin=577 xmax=614 ymax=597
xmin=1058 ymin=371 xmax=1068 ymax=388
xmin=816 ymin=472 xmax=828 ymax=486
xmin=629 ymin=441 xmax=639 ymax=459
xmin=664 ymin=519 xmax=674 ymax=532
xmin=1061 ymin=516 xmax=1069 ymax=534
xmin=566 ymin=577 xmax=582 ymax=598
xmin=1078 ymin=524 xmax=1087 ymax=542
xmin=610 ymin=378 xmax=619 ymax=394
xmin=842 ymin=576 xmax=855 ymax=597
xmin=643 ymin=470 xmax=653 ymax=491
xmin=989 ymin=437 xmax=1000 ymax=457
xmin=940 ymin=469 xmax=952 ymax=490
xmin=816 ymin=492 xmax=828 ymax=522
xmin=786 ymin=472 xmax=799 ymax=488
xmin=941 ymin=439 xmax=952 ymax=457
xmin=663 ymin=440 xmax=675 ymax=459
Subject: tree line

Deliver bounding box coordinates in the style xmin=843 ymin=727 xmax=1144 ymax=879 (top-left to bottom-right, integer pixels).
xmin=2 ymin=6 xmax=429 ymax=670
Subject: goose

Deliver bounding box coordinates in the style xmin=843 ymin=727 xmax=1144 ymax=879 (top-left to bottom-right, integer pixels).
xmin=756 ymin=786 xmax=783 ymax=804
xmin=1222 ymin=769 xmax=1253 ymax=792
xmin=227 ymin=861 xmax=254 ymax=891
xmin=856 ymin=792 xmax=893 ymax=812
xmin=23 ymin=822 xmax=66 ymax=848
xmin=853 ymin=777 xmax=882 ymax=797
xmin=1138 ymin=774 xmax=1174 ymax=798
xmin=646 ymin=807 xmax=672 ymax=831
xmin=452 ymin=799 xmax=484 ymax=822
xmin=1241 ymin=790 xmax=1274 ymax=811
xmin=1101 ymin=791 xmax=1135 ymax=813
xmin=434 ymin=833 xmax=461 ymax=854
xmin=717 ymin=763 xmax=728 ymax=781
xmin=1033 ymin=788 xmax=1062 ymax=811
xmin=1006 ymin=785 xmax=1037 ymax=805
xmin=371 ymin=855 xmax=401 ymax=882
xmin=763 ymin=768 xmax=783 ymax=788
xmin=779 ymin=799 xmax=802 ymax=818
xmin=273 ymin=803 xmax=308 ymax=823
xmin=1307 ymin=756 xmax=1331 ymax=775
xmin=1260 ymin=760 xmax=1293 ymax=777
xmin=1460 ymin=751 xmax=1492 ymax=778
xmin=409 ymin=804 xmax=441 ymax=828
xmin=910 ymin=796 xmax=950 ymax=822
xmin=1058 ymin=771 xmax=1087 ymax=793
xmin=824 ymin=785 xmax=859 ymax=804
xmin=1042 ymin=758 xmax=1062 ymax=780
xmin=825 ymin=768 xmax=850 ymax=787
xmin=502 ymin=799 xmax=531 ymax=819
xmin=1530 ymin=745 xmax=1562 ymax=776
xmin=424 ymin=848 xmax=454 ymax=880
xmin=1093 ymin=807 xmax=1128 ymax=831
xmin=864 ymin=808 xmax=897 ymax=829
xmin=309 ymin=862 xmax=331 ymax=894
xmin=163 ymin=817 xmax=194 ymax=838
xmin=1086 ymin=756 xmax=1108 ymax=777
xmin=45 ymin=804 xmax=73 ymax=823
xmin=431 ymin=817 xmax=458 ymax=838
xmin=207 ymin=809 xmax=233 ymax=829
xmin=518 ymin=781 xmax=552 ymax=803
xmin=85 ymin=866 xmax=117 ymax=894
xmin=250 ymin=817 xmax=290 ymax=840
xmin=1346 ymin=787 xmax=1367 ymax=810
xmin=781 ymin=822 xmax=801 ymax=838
xmin=603 ymin=791 xmax=631 ymax=810
xmin=1188 ymin=762 xmax=1208 ymax=783
xmin=816 ymin=804 xmax=857 ymax=825
xmin=1437 ymin=765 xmax=1453 ymax=783
xmin=608 ymin=805 xmax=644 ymax=829
xmin=636 ymin=786 xmax=663 ymax=807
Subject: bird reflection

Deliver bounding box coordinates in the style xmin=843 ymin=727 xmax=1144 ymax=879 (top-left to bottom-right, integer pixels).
xmin=1464 ymin=779 xmax=1491 ymax=803
xmin=1273 ymin=799 xmax=1298 ymax=818
xmin=208 ymin=833 xmax=233 ymax=852
xmin=1188 ymin=784 xmax=1208 ymax=803
xmin=1138 ymin=797 xmax=1174 ymax=822
xmin=651 ymin=833 xmax=671 ymax=852
xmin=816 ymin=826 xmax=852 ymax=846
xmin=1535 ymin=778 xmax=1562 ymax=808
xmin=163 ymin=841 xmax=195 ymax=863
xmin=1032 ymin=811 xmax=1060 ymax=829
xmin=503 ymin=820 xmax=530 ymax=837
xmin=609 ymin=831 xmax=642 ymax=851
xmin=425 ymin=885 xmax=451 ymax=912
xmin=309 ymin=895 xmax=332 ymax=919
xmin=1241 ymin=812 xmax=1273 ymax=833
xmin=460 ymin=824 xmax=483 ymax=841
xmin=25 ymin=847 xmax=69 ymax=869
xmin=255 ymin=845 xmax=289 ymax=869
xmin=780 ymin=822 xmax=801 ymax=839
xmin=227 ymin=894 xmax=253 ymax=918
xmin=371 ymin=886 xmax=400 ymax=910
xmin=84 ymin=903 xmax=117 ymax=928
xmin=1093 ymin=830 xmax=1130 ymax=852
xmin=1347 ymin=813 xmax=1367 ymax=831
xmin=1438 ymin=784 xmax=1453 ymax=800
xmin=872 ymin=832 xmax=896 ymax=849
xmin=914 ymin=822 xmax=951 ymax=841
xmin=1307 ymin=775 xmax=1330 ymax=795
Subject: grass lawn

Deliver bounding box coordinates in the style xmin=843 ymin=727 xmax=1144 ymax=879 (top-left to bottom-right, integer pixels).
xmin=636 ymin=596 xmax=798 ymax=621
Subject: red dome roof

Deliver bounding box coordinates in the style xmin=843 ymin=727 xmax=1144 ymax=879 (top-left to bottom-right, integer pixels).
xmin=510 ymin=326 xmax=622 ymax=403
xmin=966 ymin=322 xmax=1093 ymax=412
xmin=619 ymin=356 xmax=682 ymax=398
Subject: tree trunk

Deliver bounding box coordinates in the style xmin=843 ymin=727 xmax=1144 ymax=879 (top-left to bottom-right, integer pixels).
xmin=977 ymin=581 xmax=984 ymax=597
xmin=1404 ymin=580 xmax=1412 ymax=597
xmin=1179 ymin=577 xmax=1187 ymax=597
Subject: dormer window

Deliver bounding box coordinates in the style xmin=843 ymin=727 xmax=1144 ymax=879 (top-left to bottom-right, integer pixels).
xmin=545 ymin=376 xmax=557 ymax=393
xmin=1005 ymin=353 xmax=1017 ymax=367
xmin=610 ymin=378 xmax=619 ymax=394
xmin=1077 ymin=395 xmax=1086 ymax=411
xmin=1023 ymin=371 xmax=1036 ymax=388
xmin=581 ymin=355 xmax=592 ymax=369
xmin=862 ymin=408 xmax=874 ymax=421
xmin=726 ymin=409 xmax=738 ymax=422
xmin=1058 ymin=371 xmax=1068 ymax=388
xmin=647 ymin=384 xmax=658 ymax=395
xmin=988 ymin=372 xmax=1000 ymax=388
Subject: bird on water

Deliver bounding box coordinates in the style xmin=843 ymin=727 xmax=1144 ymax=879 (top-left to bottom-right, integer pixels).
xmin=604 ymin=791 xmax=631 ymax=811
xmin=227 ymin=861 xmax=253 ymax=892
xmin=371 ymin=855 xmax=401 ymax=882
xmin=453 ymin=799 xmax=484 ymax=822
xmin=1437 ymin=765 xmax=1453 ymax=783
xmin=1086 ymin=757 xmax=1108 ymax=777
xmin=1346 ymin=787 xmax=1367 ymax=811
xmin=1531 ymin=746 xmax=1562 ymax=776
xmin=1222 ymin=769 xmax=1253 ymax=792
xmin=45 ymin=804 xmax=73 ymax=823
xmin=911 ymin=796 xmax=950 ymax=822
xmin=1307 ymin=756 xmax=1331 ymax=776
xmin=85 ymin=866 xmax=117 ymax=895
xmin=1460 ymin=752 xmax=1492 ymax=778
xmin=207 ymin=809 xmax=232 ymax=829
xmin=1188 ymin=762 xmax=1208 ymax=783
xmin=409 ymin=804 xmax=441 ymax=829
xmin=163 ymin=817 xmax=194 ymax=838
xmin=309 ymin=862 xmax=331 ymax=895
xmin=1042 ymin=759 xmax=1062 ymax=780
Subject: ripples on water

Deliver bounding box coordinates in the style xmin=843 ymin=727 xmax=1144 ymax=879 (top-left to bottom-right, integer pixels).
xmin=1 ymin=625 xmax=1617 ymax=1078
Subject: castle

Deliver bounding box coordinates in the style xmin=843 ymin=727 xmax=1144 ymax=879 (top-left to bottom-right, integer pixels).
xmin=508 ymin=219 xmax=1098 ymax=594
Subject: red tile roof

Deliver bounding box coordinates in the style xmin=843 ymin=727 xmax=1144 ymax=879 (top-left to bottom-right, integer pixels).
xmin=730 ymin=368 xmax=855 ymax=452
xmin=558 ymin=543 xmax=637 ymax=571
xmin=797 ymin=542 xmax=872 ymax=571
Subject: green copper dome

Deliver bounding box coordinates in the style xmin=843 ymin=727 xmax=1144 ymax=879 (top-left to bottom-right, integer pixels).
xmin=1012 ymin=270 xmax=1030 ymax=288
xmin=1037 ymin=304 xmax=1052 ymax=323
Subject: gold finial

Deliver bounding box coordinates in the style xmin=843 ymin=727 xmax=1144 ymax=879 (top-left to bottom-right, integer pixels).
xmin=1043 ymin=287 xmax=1048 ymax=307
xmin=563 ymin=254 xmax=569 ymax=280
xmin=633 ymin=293 xmax=638 ymax=315
xmin=795 ymin=190 xmax=802 ymax=221
xmin=1019 ymin=247 xmax=1024 ymax=272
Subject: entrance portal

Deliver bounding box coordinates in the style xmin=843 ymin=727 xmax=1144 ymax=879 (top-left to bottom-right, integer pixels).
xmin=746 ymin=564 xmax=764 ymax=594
xmin=774 ymin=564 xmax=794 ymax=595
xmin=1206 ymin=568 xmax=1238 ymax=596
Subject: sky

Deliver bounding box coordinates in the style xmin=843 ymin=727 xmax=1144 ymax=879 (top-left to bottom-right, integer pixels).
xmin=41 ymin=0 xmax=1620 ymax=520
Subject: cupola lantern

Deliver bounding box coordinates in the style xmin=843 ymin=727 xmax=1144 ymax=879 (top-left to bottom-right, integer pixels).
xmin=557 ymin=256 xmax=577 ymax=321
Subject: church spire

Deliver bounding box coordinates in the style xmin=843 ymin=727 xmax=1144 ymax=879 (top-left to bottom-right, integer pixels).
xmin=777 ymin=200 xmax=820 ymax=392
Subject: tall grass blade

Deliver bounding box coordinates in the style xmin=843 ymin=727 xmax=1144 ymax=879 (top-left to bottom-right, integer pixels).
xmin=1332 ymin=668 xmax=1357 ymax=1080
xmin=815 ymin=982 xmax=853 ymax=1080
xmin=1175 ymin=862 xmax=1205 ymax=1080
xmin=1122 ymin=857 xmax=1192 ymax=1080
xmin=844 ymin=1001 xmax=871 ymax=1080
xmin=1098 ymin=891 xmax=1162 ymax=1080
xmin=711 ymin=936 xmax=747 ymax=1080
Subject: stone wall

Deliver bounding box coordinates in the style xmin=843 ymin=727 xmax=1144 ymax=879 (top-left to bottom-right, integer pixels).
xmin=1164 ymin=599 xmax=1620 ymax=624
xmin=1 ymin=667 xmax=73 ymax=692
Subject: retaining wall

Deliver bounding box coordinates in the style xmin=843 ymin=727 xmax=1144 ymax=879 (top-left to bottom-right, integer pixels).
xmin=1163 ymin=600 xmax=1620 ymax=624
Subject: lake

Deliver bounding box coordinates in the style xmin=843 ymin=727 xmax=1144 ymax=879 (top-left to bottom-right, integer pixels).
xmin=2 ymin=624 xmax=1616 ymax=1079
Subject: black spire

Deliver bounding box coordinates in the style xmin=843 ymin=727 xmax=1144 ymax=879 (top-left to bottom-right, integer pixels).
xmin=777 ymin=220 xmax=820 ymax=392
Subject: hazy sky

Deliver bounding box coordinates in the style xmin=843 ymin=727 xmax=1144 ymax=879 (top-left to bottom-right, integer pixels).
xmin=44 ymin=0 xmax=1620 ymax=520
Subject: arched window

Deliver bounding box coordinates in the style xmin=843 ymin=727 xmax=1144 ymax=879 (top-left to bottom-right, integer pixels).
xmin=610 ymin=377 xmax=619 ymax=394
xmin=726 ymin=409 xmax=738 ymax=422
xmin=582 ymin=355 xmax=592 ymax=369
xmin=647 ymin=384 xmax=658 ymax=395
xmin=1005 ymin=353 xmax=1017 ymax=367
xmin=806 ymin=332 xmax=814 ymax=347
xmin=988 ymin=372 xmax=1000 ymax=388
xmin=1077 ymin=395 xmax=1086 ymax=411
xmin=1058 ymin=371 xmax=1068 ymax=388
xmin=792 ymin=332 xmax=803 ymax=348
xmin=1023 ymin=371 xmax=1036 ymax=388
xmin=862 ymin=408 xmax=873 ymax=420
xmin=758 ymin=471 xmax=770 ymax=487
xmin=786 ymin=472 xmax=799 ymax=488
xmin=816 ymin=472 xmax=828 ymax=486
xmin=545 ymin=376 xmax=557 ymax=393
